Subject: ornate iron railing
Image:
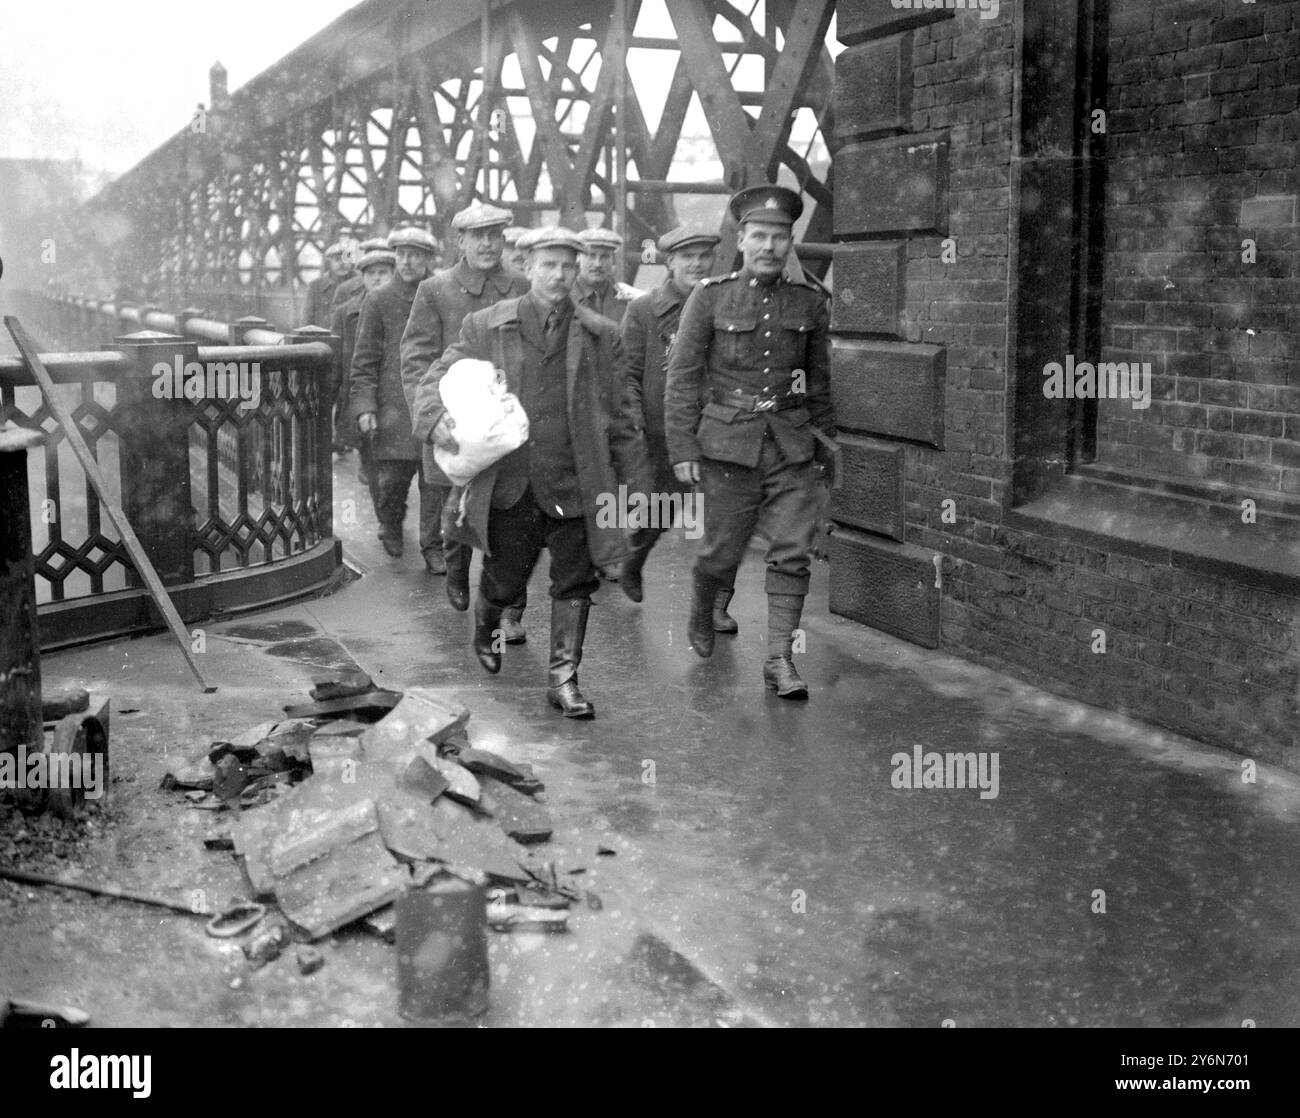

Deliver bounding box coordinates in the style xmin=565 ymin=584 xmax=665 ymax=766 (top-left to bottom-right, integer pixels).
xmin=1 ymin=290 xmax=341 ymax=649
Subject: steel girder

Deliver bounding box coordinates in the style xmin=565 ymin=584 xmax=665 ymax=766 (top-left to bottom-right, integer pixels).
xmin=79 ymin=0 xmax=838 ymax=306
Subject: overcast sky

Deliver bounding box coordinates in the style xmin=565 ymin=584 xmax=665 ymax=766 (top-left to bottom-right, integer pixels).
xmin=0 ymin=1 xmax=359 ymax=173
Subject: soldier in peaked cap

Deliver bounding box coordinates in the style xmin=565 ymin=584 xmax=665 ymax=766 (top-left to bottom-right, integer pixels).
xmin=400 ymin=201 xmax=530 ymax=619
xmin=303 ymin=239 xmax=356 ymax=328
xmin=503 ymin=226 xmax=532 ymax=276
xmin=411 ymin=225 xmax=651 ymax=720
xmin=618 ymin=225 xmax=725 ymax=608
xmin=663 ymin=185 xmax=837 ymax=700
xmin=573 ymin=227 xmax=642 ymax=326
xmin=350 ymin=225 xmax=440 ymax=561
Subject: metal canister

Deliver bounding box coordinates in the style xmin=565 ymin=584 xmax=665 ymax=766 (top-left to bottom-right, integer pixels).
xmin=395 ymin=878 xmax=489 ymax=1024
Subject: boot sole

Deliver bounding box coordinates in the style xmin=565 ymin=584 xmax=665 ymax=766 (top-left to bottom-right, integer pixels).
xmin=474 ymin=652 xmax=501 ymax=674
xmin=764 ymin=678 xmax=809 ymax=699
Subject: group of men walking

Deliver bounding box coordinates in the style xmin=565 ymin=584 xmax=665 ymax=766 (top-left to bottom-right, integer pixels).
xmin=308 ymin=183 xmax=836 ymax=719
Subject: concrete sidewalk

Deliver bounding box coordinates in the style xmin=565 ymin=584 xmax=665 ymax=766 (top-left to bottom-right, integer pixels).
xmin=3 ymin=457 xmax=1299 ymax=1027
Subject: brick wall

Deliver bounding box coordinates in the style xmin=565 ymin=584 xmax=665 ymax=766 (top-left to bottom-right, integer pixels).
xmin=1099 ymin=0 xmax=1300 ymax=496
xmin=830 ymin=0 xmax=1300 ymax=769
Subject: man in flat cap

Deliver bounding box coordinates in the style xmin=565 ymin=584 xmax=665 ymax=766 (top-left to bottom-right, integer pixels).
xmin=573 ymin=227 xmax=642 ymax=326
xmin=619 ymin=225 xmax=732 ymax=614
xmin=412 ymin=227 xmax=650 ymax=719
xmin=503 ymin=226 xmax=531 ymax=276
xmin=664 ymin=185 xmax=836 ymax=699
xmin=303 ymin=239 xmax=356 ymax=328
xmin=350 ymin=225 xmax=441 ymax=560
xmin=400 ymin=203 xmax=529 ymax=610
xmin=329 ymin=236 xmax=391 ymax=318
xmin=331 ymin=244 xmax=395 ymax=482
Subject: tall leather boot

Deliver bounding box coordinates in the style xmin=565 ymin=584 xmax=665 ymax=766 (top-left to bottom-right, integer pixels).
xmin=445 ymin=541 xmax=471 ymax=611
xmin=688 ymin=568 xmax=723 ymax=658
xmin=473 ymin=596 xmax=505 ymax=674
xmin=546 ymin=598 xmax=595 ymax=718
xmin=620 ymin=529 xmax=656 ymax=604
xmin=713 ymin=587 xmax=739 ymax=634
xmin=763 ymin=593 xmax=808 ymax=699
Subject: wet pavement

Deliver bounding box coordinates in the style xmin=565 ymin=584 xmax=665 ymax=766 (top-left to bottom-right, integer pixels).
xmin=3 ymin=453 xmax=1299 ymax=1027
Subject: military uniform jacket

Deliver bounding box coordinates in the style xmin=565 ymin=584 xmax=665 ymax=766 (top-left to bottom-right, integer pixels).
xmin=349 ymin=274 xmax=421 ymax=461
xmin=621 ymin=280 xmax=691 ymax=495
xmin=664 ymin=268 xmax=835 ymax=469
xmin=401 ymin=260 xmax=529 ymax=486
xmin=572 ymin=277 xmax=641 ymax=326
xmin=302 ymin=274 xmax=341 ymax=328
xmin=411 ymin=297 xmax=652 ymax=567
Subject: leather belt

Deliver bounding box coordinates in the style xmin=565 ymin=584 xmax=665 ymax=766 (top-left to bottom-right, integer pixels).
xmin=710 ymin=386 xmax=803 ymax=413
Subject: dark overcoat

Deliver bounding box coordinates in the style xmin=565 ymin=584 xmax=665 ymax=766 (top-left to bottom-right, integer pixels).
xmin=411 ymin=297 xmax=651 ymax=567
xmin=349 ymin=273 xmax=421 ymax=461
xmin=620 ymin=280 xmax=691 ymax=496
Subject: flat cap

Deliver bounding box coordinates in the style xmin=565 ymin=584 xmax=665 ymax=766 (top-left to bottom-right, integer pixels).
xmin=386 ymin=226 xmax=439 ymax=253
xmin=451 ymin=202 xmax=513 ymax=232
xmin=577 ymin=226 xmax=623 ymax=251
xmin=503 ymin=225 xmax=532 ymax=246
xmin=657 ymin=225 xmax=722 ymax=254
xmin=729 ymin=184 xmax=803 ymax=227
xmin=518 ymin=226 xmax=583 ymax=254
xmin=324 ymin=241 xmax=347 ymax=257
xmin=357 ymin=237 xmax=389 ymax=253
xmin=358 ymin=248 xmax=396 ymax=271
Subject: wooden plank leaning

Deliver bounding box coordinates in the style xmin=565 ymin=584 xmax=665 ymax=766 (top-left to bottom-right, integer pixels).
xmin=4 ymin=316 xmax=216 ymax=692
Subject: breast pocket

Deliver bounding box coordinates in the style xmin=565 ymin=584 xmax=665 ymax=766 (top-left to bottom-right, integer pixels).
xmin=779 ymin=312 xmax=813 ymax=373
xmin=713 ymin=310 xmax=758 ymax=366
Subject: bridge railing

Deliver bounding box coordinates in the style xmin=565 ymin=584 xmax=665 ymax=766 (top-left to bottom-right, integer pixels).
xmin=2 ymin=289 xmax=341 ymax=650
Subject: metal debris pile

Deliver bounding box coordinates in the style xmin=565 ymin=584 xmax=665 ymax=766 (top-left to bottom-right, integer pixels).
xmin=159 ymin=671 xmax=586 ymax=975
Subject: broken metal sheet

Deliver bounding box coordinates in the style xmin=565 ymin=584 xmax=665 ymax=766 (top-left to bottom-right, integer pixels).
xmin=310 ymin=669 xmax=375 ymax=701
xmin=424 ymin=798 xmax=531 ymax=885
xmin=228 ymin=720 xmax=280 ymax=749
xmin=271 ymin=798 xmax=406 ymax=940
xmin=283 ymin=690 xmax=403 ymax=721
xmin=486 ymin=901 xmax=569 ymax=933
xmin=160 ymin=761 xmax=213 ymax=791
xmin=310 ymin=719 xmax=370 ymax=738
xmin=359 ymin=688 xmax=471 ymax=764
xmin=401 ymin=755 xmax=451 ymax=802
xmin=478 ymin=775 xmax=553 ymax=844
xmin=212 ymin=754 xmax=251 ymax=803
xmin=455 ymin=747 xmax=525 ymax=784
xmin=430 ymin=754 xmax=480 ymax=807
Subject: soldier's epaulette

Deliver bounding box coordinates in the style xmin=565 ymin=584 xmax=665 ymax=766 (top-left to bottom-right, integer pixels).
xmin=700 ymin=272 xmax=740 ymax=287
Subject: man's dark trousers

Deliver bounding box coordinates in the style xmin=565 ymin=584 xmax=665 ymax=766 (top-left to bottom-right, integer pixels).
xmin=372 ymin=458 xmax=442 ymax=554
xmin=482 ymin=486 xmax=599 ymax=607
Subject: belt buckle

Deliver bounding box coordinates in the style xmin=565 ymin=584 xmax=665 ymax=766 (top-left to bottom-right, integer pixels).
xmin=753 ymin=395 xmax=776 ymax=412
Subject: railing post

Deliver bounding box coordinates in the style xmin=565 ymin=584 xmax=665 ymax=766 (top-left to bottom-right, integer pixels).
xmin=115 ymin=302 xmax=138 ymax=345
xmin=113 ymin=331 xmax=198 ymax=589
xmin=176 ymin=307 xmax=208 ymax=341
xmin=228 ymin=314 xmax=270 ymax=347
xmin=0 ymin=425 xmax=47 ymax=756
xmin=288 ymin=325 xmax=338 ymax=542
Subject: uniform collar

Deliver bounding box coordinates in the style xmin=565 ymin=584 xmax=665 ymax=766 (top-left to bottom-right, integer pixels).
xmin=739 ymin=266 xmax=782 ymax=289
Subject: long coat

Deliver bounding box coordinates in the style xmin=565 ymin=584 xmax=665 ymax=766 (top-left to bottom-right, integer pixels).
xmin=329 ymin=290 xmax=365 ymax=416
xmin=349 ymin=273 xmax=421 ymax=461
xmin=620 ymin=280 xmax=691 ymax=496
xmin=572 ymin=277 xmax=641 ymax=326
xmin=400 ymin=260 xmax=528 ymax=486
xmin=302 ymin=274 xmax=342 ymax=328
xmin=411 ymin=297 xmax=651 ymax=568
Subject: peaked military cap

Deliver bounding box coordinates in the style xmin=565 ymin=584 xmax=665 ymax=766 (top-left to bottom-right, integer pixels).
xmin=729 ymin=184 xmax=803 ymax=227
xmin=657 ymin=225 xmax=722 ymax=254
xmin=387 ymin=226 xmax=439 ymax=253
xmin=503 ymin=225 xmax=532 ymax=246
xmin=518 ymin=226 xmax=584 ymax=254
xmin=451 ymin=202 xmax=513 ymax=232
xmin=358 ymin=248 xmax=397 ymax=271
xmin=577 ymin=226 xmax=624 ymax=251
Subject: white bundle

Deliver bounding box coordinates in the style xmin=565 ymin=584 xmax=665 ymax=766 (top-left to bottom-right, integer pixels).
xmin=433 ymin=358 xmax=529 ymax=488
